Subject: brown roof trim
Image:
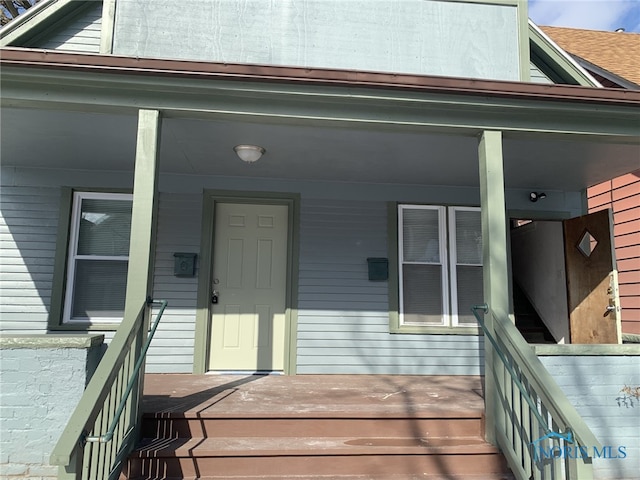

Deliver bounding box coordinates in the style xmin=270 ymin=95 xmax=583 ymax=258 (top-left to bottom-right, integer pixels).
xmin=2 ymin=47 xmax=640 ymax=106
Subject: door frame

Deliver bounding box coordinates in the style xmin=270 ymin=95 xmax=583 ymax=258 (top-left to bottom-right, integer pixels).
xmin=508 ymin=207 xmax=622 ymax=345
xmin=193 ymin=190 xmax=300 ymax=375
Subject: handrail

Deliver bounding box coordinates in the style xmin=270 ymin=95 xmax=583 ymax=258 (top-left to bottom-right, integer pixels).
xmin=472 ymin=304 xmax=600 ymax=480
xmin=85 ymin=299 xmax=167 ymax=444
xmin=471 ymin=304 xmax=556 ymax=439
xmin=473 ymin=304 xmax=599 ymax=449
xmin=51 ymin=297 xmax=167 ymax=480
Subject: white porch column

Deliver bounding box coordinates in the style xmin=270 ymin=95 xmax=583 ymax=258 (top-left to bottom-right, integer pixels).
xmin=123 ymin=109 xmax=162 ymax=321
xmin=478 ymin=130 xmax=509 ymax=445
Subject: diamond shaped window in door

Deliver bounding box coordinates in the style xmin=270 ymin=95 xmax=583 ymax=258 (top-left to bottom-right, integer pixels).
xmin=577 ymin=230 xmax=598 ymax=258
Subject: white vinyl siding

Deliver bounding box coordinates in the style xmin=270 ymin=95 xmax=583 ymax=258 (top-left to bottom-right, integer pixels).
xmin=530 ymin=61 xmax=553 ymax=84
xmin=146 ymin=193 xmax=202 ymax=373
xmin=539 ymin=355 xmax=640 ymax=480
xmin=296 ymin=199 xmax=483 ymax=375
xmin=63 ymin=192 xmax=132 ymax=324
xmin=0 ymin=185 xmax=59 ymax=332
xmin=399 ymin=205 xmax=482 ymax=329
xmin=1 ymin=168 xmax=491 ymax=375
xmin=0 ymin=181 xmax=201 ymax=373
xmin=33 ymin=2 xmax=102 ymax=53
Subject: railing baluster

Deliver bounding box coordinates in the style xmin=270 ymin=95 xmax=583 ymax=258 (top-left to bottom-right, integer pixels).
xmin=81 ymin=431 xmax=92 ymax=480
xmin=116 ymin=350 xmax=132 ymax=455
xmin=88 ymin=409 xmax=102 ymax=480
xmin=532 ymin=406 xmax=543 ymax=480
xmin=497 ymin=337 xmax=510 ymax=446
xmin=113 ymin=376 xmax=122 ymax=471
xmin=513 ymin=379 xmax=523 ymax=467
xmin=113 ymin=365 xmax=123 ymax=465
xmin=521 ymin=386 xmax=533 ymax=478
xmin=109 ymin=367 xmax=124 ymax=470
xmin=103 ymin=383 xmax=114 ymax=476
xmin=546 ymin=408 xmax=558 ymax=478
xmin=503 ymin=356 xmax=513 ymax=450
xmin=104 ymin=384 xmax=116 ymax=478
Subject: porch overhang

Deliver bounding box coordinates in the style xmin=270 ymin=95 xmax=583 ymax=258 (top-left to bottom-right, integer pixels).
xmin=1 ymin=48 xmax=639 ymax=192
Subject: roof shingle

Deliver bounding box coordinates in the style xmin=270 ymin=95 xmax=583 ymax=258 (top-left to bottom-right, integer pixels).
xmin=541 ymin=26 xmax=640 ymax=87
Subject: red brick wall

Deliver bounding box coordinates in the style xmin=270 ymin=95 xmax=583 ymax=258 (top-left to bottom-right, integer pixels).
xmin=588 ymin=170 xmax=640 ymax=335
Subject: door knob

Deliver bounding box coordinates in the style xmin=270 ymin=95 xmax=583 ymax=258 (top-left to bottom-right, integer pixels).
xmin=603 ymin=305 xmax=616 ymax=317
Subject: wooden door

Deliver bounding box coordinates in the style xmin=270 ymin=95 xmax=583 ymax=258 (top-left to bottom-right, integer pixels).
xmin=209 ymin=203 xmax=289 ymax=371
xmin=563 ymin=209 xmax=621 ymax=344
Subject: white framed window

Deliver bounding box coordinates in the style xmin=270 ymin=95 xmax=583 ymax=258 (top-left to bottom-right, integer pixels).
xmin=63 ymin=192 xmax=133 ymax=324
xmin=398 ymin=205 xmax=482 ymax=328
xmin=449 ymin=207 xmax=483 ymax=326
xmin=399 ymin=205 xmax=449 ymax=326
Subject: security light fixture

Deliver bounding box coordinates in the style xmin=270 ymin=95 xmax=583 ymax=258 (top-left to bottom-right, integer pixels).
xmin=234 ymin=145 xmax=265 ymax=163
xmin=529 ymin=192 xmax=547 ymax=202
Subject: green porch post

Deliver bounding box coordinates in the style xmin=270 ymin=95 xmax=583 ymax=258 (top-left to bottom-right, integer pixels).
xmin=123 ymin=108 xmax=162 ymax=435
xmin=478 ymin=130 xmax=509 ymax=445
xmin=51 ymin=110 xmax=162 ymax=480
xmin=124 ymin=108 xmax=161 ymax=319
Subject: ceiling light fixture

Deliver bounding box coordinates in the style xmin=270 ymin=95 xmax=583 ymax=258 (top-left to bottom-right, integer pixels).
xmin=234 ymin=145 xmax=265 ymax=163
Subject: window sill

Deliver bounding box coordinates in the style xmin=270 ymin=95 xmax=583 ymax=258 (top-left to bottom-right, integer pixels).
xmin=390 ymin=325 xmax=482 ymax=335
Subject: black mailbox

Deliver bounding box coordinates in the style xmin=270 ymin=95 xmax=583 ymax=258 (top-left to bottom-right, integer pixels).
xmin=367 ymin=257 xmax=388 ymax=281
xmin=173 ymin=252 xmax=197 ymax=277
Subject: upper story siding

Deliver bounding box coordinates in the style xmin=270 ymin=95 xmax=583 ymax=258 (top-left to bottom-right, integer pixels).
xmin=529 ymin=61 xmax=553 ymax=84
xmin=31 ymin=2 xmax=102 ymax=53
xmin=6 ymin=2 xmax=580 ymax=86
xmin=112 ymin=0 xmax=521 ymax=81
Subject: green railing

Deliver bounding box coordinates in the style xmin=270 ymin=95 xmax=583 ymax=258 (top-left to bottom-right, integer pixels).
xmin=51 ymin=298 xmax=167 ymax=480
xmin=472 ymin=304 xmax=599 ymax=480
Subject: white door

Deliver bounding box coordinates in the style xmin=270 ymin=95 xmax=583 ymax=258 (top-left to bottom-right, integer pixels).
xmin=208 ymin=203 xmax=288 ymax=371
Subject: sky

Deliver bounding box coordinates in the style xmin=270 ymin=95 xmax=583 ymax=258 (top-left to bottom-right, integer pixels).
xmin=528 ymin=0 xmax=640 ymax=33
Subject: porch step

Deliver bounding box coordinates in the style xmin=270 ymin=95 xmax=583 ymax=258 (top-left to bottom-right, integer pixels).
xmin=125 ymin=436 xmax=508 ymax=478
xmin=125 ymin=413 xmax=509 ymax=479
xmin=140 ymin=412 xmax=485 ymax=439
xmin=123 ymin=375 xmax=513 ymax=479
xmin=135 ymin=476 xmax=515 ymax=480
xmin=513 ymin=283 xmax=555 ymax=344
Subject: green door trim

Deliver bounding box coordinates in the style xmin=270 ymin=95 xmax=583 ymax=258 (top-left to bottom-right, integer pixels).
xmin=193 ymin=190 xmax=300 ymax=375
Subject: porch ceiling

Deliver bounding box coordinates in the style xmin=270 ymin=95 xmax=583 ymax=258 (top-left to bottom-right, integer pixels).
xmin=2 ymin=106 xmax=638 ymax=191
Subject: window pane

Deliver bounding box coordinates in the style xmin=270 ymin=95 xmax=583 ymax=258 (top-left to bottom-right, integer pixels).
xmin=456 ymin=265 xmax=483 ymax=325
xmin=402 ymin=208 xmax=440 ymax=263
xmin=72 ymin=260 xmax=128 ymax=319
xmin=402 ymin=264 xmax=443 ymax=324
xmin=456 ymin=210 xmax=482 ymax=265
xmin=78 ymin=198 xmax=132 ymax=256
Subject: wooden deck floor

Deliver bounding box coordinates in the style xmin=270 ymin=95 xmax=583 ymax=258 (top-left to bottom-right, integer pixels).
xmin=142 ymin=374 xmax=486 ymax=417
